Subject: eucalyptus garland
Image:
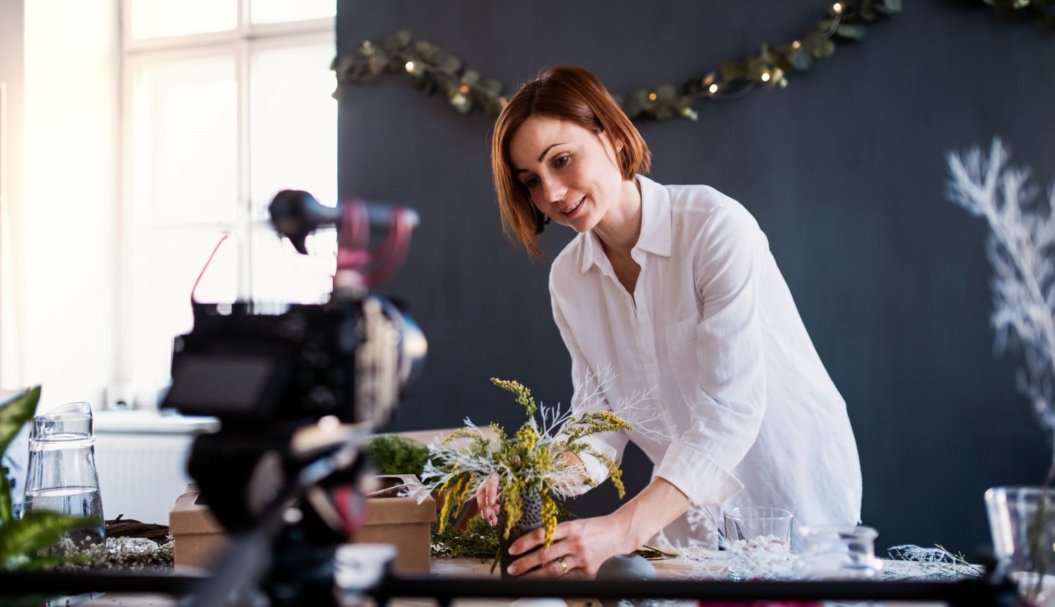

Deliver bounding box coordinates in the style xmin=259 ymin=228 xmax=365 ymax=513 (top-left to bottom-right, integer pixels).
xmin=331 ymin=0 xmax=902 ymax=122
xmin=982 ymin=0 xmax=1055 ymax=25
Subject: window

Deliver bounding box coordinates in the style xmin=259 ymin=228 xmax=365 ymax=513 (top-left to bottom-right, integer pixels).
xmin=122 ymin=1 xmax=336 ymax=406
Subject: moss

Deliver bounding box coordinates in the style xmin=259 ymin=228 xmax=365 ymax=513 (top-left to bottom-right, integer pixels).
xmin=431 ymin=516 xmax=500 ymax=559
xmin=367 ymin=434 xmax=431 ymax=476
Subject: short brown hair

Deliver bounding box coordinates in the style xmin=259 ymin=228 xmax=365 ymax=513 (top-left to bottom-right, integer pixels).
xmin=490 ymin=66 xmax=651 ymax=258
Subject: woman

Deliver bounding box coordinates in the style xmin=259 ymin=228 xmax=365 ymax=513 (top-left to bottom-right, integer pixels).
xmin=479 ymin=66 xmax=862 ymax=578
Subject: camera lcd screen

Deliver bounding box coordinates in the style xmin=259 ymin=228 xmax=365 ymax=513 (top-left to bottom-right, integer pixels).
xmin=166 ymin=354 xmax=279 ymax=416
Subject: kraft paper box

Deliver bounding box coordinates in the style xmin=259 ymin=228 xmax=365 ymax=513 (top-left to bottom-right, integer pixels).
xmin=169 ymin=476 xmax=436 ymax=572
xmin=356 ymin=474 xmax=437 ymax=573
xmin=169 ymin=486 xmax=228 ymax=569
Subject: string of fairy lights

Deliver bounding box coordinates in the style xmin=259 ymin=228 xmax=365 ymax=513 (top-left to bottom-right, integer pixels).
xmin=331 ymin=0 xmax=1049 ymax=122
xmin=983 ymin=0 xmax=1055 ymax=24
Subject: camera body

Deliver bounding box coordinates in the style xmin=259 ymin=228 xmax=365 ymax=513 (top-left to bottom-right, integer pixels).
xmin=164 ymin=297 xmax=423 ymax=429
xmin=160 ymin=191 xmax=424 ymax=538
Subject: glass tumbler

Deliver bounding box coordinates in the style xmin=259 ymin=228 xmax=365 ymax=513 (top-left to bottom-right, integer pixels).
xmin=986 ymin=486 xmax=1055 ymax=604
xmin=799 ymin=525 xmax=881 ymax=577
xmin=723 ymin=506 xmax=794 ymax=549
xmin=23 ymin=401 xmax=106 ymax=545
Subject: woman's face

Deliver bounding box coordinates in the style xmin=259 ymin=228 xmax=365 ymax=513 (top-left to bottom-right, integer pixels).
xmin=508 ymin=115 xmax=626 ymax=233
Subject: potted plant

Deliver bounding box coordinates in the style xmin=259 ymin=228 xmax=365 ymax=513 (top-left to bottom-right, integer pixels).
xmin=421 ymin=377 xmax=631 ymax=577
xmin=947 ymin=139 xmax=1055 ymax=604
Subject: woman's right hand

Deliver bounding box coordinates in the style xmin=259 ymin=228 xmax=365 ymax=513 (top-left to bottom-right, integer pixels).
xmin=476 ymin=475 xmax=501 ymax=527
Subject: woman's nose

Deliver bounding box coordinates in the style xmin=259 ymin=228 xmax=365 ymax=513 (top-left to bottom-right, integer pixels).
xmin=540 ymin=177 xmax=566 ymax=205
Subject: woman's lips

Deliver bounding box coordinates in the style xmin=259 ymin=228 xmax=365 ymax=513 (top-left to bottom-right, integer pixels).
xmin=562 ymin=196 xmax=586 ymax=217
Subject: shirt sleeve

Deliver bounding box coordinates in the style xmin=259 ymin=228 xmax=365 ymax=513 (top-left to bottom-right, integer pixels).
xmin=653 ymin=201 xmax=767 ymax=507
xmin=550 ymin=279 xmax=630 ymax=494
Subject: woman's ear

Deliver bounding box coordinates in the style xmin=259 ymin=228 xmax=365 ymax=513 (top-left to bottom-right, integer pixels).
xmin=600 ymin=128 xmax=625 ymax=154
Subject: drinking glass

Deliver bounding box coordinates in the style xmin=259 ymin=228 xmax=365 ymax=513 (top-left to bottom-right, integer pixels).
xmin=799 ymin=525 xmax=881 ymax=577
xmin=23 ymin=401 xmax=106 ymax=545
xmin=723 ymin=506 xmax=794 ymax=548
xmin=986 ymin=486 xmax=1055 ymax=605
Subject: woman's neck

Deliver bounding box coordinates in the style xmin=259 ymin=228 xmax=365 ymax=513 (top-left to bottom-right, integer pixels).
xmin=593 ymin=178 xmax=643 ymax=254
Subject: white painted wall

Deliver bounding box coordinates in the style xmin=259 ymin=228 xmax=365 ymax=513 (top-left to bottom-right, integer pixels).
xmin=0 ymin=0 xmax=26 ymax=390
xmin=14 ymin=0 xmax=120 ymax=410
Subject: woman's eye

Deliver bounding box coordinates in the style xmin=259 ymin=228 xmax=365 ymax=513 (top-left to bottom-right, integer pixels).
xmin=553 ymin=154 xmax=570 ymax=169
xmin=524 ymin=176 xmax=540 ymax=189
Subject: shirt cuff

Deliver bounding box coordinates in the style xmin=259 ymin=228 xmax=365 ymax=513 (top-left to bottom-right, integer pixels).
xmin=654 ymin=440 xmax=744 ymax=506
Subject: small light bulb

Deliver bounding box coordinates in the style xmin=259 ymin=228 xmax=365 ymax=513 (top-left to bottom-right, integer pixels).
xmin=761 ymin=71 xmax=771 ymax=83
xmin=792 ymin=40 xmax=802 ymax=50
xmin=832 ymin=2 xmax=844 ymax=14
xmin=648 ymin=92 xmax=658 ymax=102
xmin=708 ymin=83 xmax=719 ymax=94
xmin=459 ymin=84 xmax=470 ymax=94
xmin=404 ymin=60 xmax=415 ymax=73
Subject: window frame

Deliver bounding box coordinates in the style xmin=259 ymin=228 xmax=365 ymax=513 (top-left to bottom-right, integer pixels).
xmin=118 ymin=0 xmax=335 ymax=407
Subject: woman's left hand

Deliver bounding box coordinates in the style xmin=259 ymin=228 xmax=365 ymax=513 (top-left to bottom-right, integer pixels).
xmin=504 ymin=514 xmax=633 ymax=579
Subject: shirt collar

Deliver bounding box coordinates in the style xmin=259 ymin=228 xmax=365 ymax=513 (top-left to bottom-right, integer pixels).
xmin=580 ymin=174 xmax=672 ymax=273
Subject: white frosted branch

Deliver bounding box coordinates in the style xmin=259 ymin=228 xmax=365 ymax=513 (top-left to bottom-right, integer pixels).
xmin=946 ymin=138 xmax=1055 ymax=447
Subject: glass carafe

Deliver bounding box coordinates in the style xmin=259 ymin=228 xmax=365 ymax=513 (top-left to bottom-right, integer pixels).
xmin=23 ymin=401 xmax=105 ymax=545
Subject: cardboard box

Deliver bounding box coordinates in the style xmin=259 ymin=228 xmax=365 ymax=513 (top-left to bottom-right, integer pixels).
xmin=355 ymin=474 xmax=436 ymax=573
xmin=169 ymin=486 xmax=228 ymax=568
xmin=169 ymin=475 xmax=436 ymax=572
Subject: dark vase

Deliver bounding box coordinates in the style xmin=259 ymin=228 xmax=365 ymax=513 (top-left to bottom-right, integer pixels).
xmin=497 ymin=487 xmax=544 ymax=579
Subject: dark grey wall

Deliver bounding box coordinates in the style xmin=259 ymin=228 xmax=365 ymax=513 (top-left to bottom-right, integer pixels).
xmin=337 ymin=0 xmax=1055 ymax=556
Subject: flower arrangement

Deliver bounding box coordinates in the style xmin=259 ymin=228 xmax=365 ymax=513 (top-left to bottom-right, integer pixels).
xmin=421 ymin=377 xmax=631 ymax=548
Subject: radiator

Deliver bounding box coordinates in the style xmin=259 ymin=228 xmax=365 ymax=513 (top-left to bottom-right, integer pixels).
xmin=94 ymin=411 xmax=218 ymax=527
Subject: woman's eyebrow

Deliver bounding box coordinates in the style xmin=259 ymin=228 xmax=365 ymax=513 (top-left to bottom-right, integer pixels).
xmin=537 ymin=143 xmax=564 ymax=162
xmin=514 ymin=142 xmax=567 ymax=175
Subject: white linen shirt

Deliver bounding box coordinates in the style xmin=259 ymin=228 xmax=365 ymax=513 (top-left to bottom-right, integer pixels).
xmin=549 ymin=175 xmax=862 ymax=546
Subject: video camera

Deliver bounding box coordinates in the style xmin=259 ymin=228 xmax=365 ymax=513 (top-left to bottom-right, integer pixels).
xmin=159 ymin=191 xmax=425 ymax=604
xmin=163 ymin=190 xmax=425 ymax=430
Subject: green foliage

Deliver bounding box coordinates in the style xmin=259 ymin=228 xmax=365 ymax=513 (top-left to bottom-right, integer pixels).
xmin=430 ymin=515 xmax=500 ymax=559
xmin=0 ymin=512 xmax=91 ymax=570
xmin=0 ymin=387 xmax=40 ymax=525
xmin=0 ymin=386 xmax=93 ymax=571
xmin=367 ymin=434 xmax=431 ymax=476
xmin=333 ymin=1 xmax=902 ymax=122
xmin=423 ymin=378 xmax=631 ymax=549
xmin=983 ymin=0 xmax=1055 ymax=26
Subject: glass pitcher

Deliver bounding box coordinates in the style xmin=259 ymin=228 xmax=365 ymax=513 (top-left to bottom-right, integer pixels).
xmin=22 ymin=401 xmax=106 ymax=544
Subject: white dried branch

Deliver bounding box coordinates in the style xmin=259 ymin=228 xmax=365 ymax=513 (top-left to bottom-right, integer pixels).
xmin=571 ymin=364 xmax=665 ymax=443
xmin=946 ymin=138 xmax=1055 ymax=478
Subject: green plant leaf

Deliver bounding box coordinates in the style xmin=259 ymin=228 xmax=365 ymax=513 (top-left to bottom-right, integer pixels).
xmin=0 ymin=387 xmax=40 ymax=457
xmin=0 ymin=475 xmax=11 ymax=526
xmin=876 ymin=0 xmax=903 ymax=14
xmin=811 ymin=38 xmax=837 ymax=59
xmin=0 ymin=511 xmax=87 ymax=570
xmin=0 ymin=387 xmax=39 ymax=525
xmin=787 ymin=49 xmax=814 ymax=71
xmin=720 ymin=61 xmax=747 ymax=81
xmin=836 ymin=24 xmax=868 ymax=39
